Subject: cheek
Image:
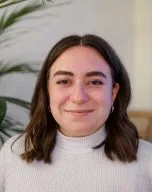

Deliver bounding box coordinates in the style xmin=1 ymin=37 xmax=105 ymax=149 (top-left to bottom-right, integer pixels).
xmin=49 ymin=90 xmax=68 ymax=109
xmin=94 ymin=90 xmax=113 ymax=120
xmin=93 ymin=88 xmax=113 ymax=105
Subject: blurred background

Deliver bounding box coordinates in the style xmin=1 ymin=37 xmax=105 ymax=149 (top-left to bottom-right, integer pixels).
xmin=0 ymin=0 xmax=152 ymax=146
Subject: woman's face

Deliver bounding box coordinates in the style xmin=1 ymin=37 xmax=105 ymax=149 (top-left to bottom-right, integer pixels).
xmin=48 ymin=46 xmax=119 ymax=137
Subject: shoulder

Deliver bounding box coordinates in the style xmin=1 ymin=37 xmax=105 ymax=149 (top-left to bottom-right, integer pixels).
xmin=0 ymin=134 xmax=25 ymax=155
xmin=138 ymin=139 xmax=152 ymax=151
xmin=138 ymin=139 xmax=152 ymax=182
xmin=0 ymin=135 xmax=21 ymax=174
xmin=0 ymin=134 xmax=26 ymax=189
xmin=137 ymin=139 xmax=152 ymax=160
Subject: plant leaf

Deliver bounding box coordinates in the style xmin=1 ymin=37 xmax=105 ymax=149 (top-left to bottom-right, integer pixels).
xmin=0 ymin=63 xmax=38 ymax=76
xmin=0 ymin=0 xmax=54 ymax=9
xmin=0 ymin=0 xmax=7 ymax=3
xmin=0 ymin=115 xmax=24 ymax=140
xmin=0 ymin=96 xmax=31 ymax=109
xmin=0 ymin=129 xmax=11 ymax=137
xmin=0 ymin=116 xmax=23 ymax=130
xmin=0 ymin=98 xmax=7 ymax=128
xmin=0 ymin=134 xmax=4 ymax=144
xmin=0 ymin=0 xmax=26 ymax=9
xmin=6 ymin=127 xmax=24 ymax=133
xmin=0 ymin=3 xmax=41 ymax=33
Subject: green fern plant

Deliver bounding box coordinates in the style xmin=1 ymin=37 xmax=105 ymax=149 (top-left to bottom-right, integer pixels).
xmin=0 ymin=0 xmax=53 ymax=144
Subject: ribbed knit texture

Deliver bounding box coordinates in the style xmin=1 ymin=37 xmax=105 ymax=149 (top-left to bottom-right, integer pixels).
xmin=0 ymin=127 xmax=152 ymax=192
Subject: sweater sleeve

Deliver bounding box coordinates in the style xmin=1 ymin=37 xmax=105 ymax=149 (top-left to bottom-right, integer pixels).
xmin=0 ymin=135 xmax=18 ymax=192
xmin=149 ymin=154 xmax=152 ymax=186
xmin=0 ymin=143 xmax=7 ymax=192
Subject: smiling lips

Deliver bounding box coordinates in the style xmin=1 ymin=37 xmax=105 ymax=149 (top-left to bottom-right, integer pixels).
xmin=64 ymin=109 xmax=94 ymax=116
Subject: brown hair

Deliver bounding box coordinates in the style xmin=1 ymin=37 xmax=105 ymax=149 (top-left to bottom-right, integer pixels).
xmin=19 ymin=34 xmax=139 ymax=163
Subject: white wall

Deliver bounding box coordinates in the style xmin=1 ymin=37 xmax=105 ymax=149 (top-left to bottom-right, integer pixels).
xmin=0 ymin=0 xmax=151 ymax=126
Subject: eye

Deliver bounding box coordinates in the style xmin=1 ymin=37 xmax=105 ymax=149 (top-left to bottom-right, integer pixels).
xmin=88 ymin=80 xmax=103 ymax=86
xmin=56 ymin=79 xmax=71 ymax=85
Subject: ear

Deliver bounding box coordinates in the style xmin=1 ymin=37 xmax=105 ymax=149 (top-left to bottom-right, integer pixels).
xmin=112 ymin=83 xmax=119 ymax=103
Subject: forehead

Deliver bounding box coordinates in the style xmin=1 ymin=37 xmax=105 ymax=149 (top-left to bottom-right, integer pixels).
xmin=50 ymin=46 xmax=111 ymax=76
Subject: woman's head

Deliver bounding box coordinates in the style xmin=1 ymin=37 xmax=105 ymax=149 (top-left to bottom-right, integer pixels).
xmin=31 ymin=35 xmax=129 ymax=135
xmin=48 ymin=45 xmax=119 ymax=137
xmin=23 ymin=34 xmax=138 ymax=163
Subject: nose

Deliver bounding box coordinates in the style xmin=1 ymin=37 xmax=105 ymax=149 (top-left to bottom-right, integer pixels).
xmin=70 ymin=84 xmax=89 ymax=104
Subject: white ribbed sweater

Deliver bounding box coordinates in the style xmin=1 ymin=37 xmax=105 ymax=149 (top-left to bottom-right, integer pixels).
xmin=0 ymin=127 xmax=152 ymax=192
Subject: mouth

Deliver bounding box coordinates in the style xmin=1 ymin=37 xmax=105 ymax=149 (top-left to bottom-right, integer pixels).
xmin=64 ymin=109 xmax=94 ymax=116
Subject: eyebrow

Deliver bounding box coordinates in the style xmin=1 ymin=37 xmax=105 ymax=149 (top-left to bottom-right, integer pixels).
xmin=53 ymin=70 xmax=107 ymax=79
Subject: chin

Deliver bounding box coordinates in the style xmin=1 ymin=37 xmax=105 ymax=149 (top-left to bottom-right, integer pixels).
xmin=64 ymin=125 xmax=98 ymax=137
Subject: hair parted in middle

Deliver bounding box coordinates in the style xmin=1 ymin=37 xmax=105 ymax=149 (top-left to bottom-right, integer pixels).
xmin=19 ymin=34 xmax=138 ymax=163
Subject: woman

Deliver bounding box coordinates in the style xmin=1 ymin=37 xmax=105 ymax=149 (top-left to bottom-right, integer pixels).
xmin=0 ymin=34 xmax=152 ymax=192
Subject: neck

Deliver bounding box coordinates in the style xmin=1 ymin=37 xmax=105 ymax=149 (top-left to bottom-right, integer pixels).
xmin=55 ymin=126 xmax=106 ymax=153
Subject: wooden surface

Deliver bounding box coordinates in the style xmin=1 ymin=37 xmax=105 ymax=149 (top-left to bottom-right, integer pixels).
xmin=128 ymin=110 xmax=152 ymax=142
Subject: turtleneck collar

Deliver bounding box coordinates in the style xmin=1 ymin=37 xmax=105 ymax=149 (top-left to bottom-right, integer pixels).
xmin=55 ymin=126 xmax=106 ymax=153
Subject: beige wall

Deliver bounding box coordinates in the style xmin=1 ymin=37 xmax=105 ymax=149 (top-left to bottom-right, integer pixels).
xmin=132 ymin=0 xmax=152 ymax=109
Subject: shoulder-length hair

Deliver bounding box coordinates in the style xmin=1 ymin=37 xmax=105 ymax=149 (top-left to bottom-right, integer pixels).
xmin=20 ymin=34 xmax=139 ymax=163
